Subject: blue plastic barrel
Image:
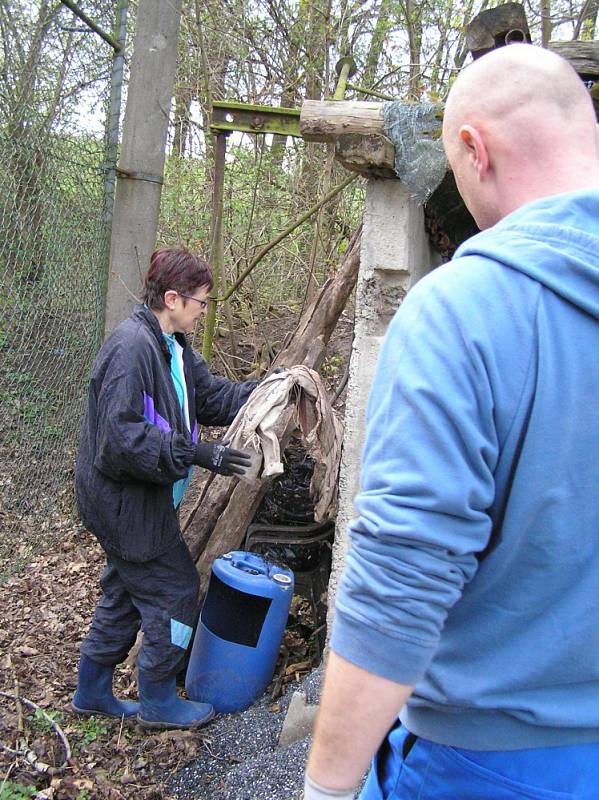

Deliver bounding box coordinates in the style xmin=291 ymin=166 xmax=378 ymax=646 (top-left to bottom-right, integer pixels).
xmin=185 ymin=550 xmax=294 ymax=713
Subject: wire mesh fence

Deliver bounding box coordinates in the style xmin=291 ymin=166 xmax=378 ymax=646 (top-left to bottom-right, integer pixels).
xmin=0 ymin=130 xmax=109 ymax=580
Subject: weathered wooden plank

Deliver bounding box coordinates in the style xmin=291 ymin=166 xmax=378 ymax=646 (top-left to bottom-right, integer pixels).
xmin=335 ymin=133 xmax=396 ymax=178
xmin=547 ymin=41 xmax=599 ymax=78
xmin=300 ymin=99 xmax=385 ymax=143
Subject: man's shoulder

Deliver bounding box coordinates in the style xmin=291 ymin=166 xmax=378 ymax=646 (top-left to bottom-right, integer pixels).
xmin=410 ymin=252 xmax=538 ymax=314
xmin=420 ymin=252 xmax=519 ymax=292
xmin=389 ymin=253 xmax=540 ymax=354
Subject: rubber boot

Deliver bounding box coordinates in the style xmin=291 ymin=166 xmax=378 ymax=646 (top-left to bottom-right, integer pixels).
xmin=137 ymin=671 xmax=214 ymax=730
xmin=72 ymin=654 xmax=139 ymax=718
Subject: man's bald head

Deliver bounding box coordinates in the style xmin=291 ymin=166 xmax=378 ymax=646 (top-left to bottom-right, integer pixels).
xmin=442 ymin=44 xmax=599 ymax=229
xmin=444 ymin=44 xmax=593 ymax=143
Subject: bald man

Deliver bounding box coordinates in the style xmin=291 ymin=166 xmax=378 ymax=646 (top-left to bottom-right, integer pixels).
xmin=304 ymin=45 xmax=599 ymax=800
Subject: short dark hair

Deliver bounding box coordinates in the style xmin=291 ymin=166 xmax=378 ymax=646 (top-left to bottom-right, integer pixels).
xmin=142 ymin=246 xmax=214 ymax=310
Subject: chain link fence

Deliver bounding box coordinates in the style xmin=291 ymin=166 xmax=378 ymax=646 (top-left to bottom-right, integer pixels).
xmin=0 ymin=130 xmax=110 ymax=580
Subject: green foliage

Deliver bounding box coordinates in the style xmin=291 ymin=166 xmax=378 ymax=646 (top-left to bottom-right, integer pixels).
xmin=71 ymin=715 xmax=111 ymax=747
xmin=322 ymin=353 xmax=344 ymax=378
xmin=0 ymin=781 xmax=37 ymax=799
xmin=27 ymin=707 xmax=64 ymax=734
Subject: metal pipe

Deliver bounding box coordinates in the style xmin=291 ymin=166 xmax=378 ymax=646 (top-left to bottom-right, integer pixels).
xmin=333 ymin=61 xmax=352 ymax=101
xmin=505 ymin=28 xmax=527 ymax=44
xmin=202 ymin=131 xmax=228 ymax=361
xmin=60 ymin=0 xmax=123 ymax=51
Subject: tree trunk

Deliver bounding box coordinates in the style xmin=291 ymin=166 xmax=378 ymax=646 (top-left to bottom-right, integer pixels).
xmin=572 ymin=0 xmax=599 ymax=40
xmin=541 ymin=0 xmax=552 ymax=47
xmin=362 ymin=0 xmax=393 ymax=89
xmin=404 ymin=0 xmax=423 ymax=98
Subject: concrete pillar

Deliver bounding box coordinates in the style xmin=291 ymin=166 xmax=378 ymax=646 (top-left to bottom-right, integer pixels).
xmin=103 ymin=0 xmax=182 ymax=336
xmin=328 ymin=178 xmax=440 ymax=618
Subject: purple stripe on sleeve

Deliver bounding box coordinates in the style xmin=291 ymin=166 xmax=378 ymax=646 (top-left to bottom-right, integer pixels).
xmin=143 ymin=391 xmax=172 ymax=433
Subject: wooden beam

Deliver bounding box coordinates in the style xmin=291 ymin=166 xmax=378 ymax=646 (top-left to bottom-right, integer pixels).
xmin=300 ymin=100 xmax=385 ymax=143
xmin=547 ymin=41 xmax=599 ymax=78
xmin=334 ymin=133 xmax=396 ymax=179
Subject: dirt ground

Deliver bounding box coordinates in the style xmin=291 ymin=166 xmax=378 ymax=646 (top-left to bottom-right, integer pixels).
xmin=0 ymin=525 xmax=180 ymax=798
xmin=0 ymin=520 xmax=325 ymax=799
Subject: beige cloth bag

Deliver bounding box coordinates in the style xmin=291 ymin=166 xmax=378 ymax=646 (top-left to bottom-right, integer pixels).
xmin=224 ymin=366 xmax=343 ymax=521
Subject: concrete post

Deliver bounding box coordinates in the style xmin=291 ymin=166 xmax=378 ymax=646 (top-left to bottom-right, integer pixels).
xmin=328 ymin=178 xmax=440 ymax=618
xmin=103 ymin=0 xmax=183 ymax=336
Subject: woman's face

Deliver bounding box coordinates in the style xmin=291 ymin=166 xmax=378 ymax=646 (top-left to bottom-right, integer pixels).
xmin=164 ymin=284 xmax=210 ymax=334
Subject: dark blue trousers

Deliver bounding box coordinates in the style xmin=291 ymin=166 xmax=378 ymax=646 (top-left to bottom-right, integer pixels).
xmin=359 ymin=722 xmax=599 ymax=799
xmin=81 ymin=539 xmax=200 ymax=680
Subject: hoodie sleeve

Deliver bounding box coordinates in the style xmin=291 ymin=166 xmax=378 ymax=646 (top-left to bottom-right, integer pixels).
xmin=92 ymin=368 xmax=196 ymax=485
xmin=331 ymin=270 xmax=499 ymax=685
xmin=192 ymin=351 xmax=259 ymax=427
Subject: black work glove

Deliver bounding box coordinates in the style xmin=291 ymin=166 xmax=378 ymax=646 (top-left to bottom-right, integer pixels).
xmin=192 ymin=441 xmax=252 ymax=476
xmin=271 ymin=367 xmax=287 ymax=374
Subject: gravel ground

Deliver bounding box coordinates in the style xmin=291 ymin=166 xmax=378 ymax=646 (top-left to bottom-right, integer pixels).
xmin=167 ymin=668 xmax=323 ymax=800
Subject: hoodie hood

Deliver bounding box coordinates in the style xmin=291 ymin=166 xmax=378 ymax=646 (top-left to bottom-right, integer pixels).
xmin=455 ymin=189 xmax=599 ymax=319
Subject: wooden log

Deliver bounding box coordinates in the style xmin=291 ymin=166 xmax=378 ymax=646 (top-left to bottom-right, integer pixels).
xmin=301 ymin=99 xmax=385 ymax=143
xmin=183 ymin=229 xmax=363 ymax=585
xmin=335 ymin=133 xmax=396 ymax=179
xmin=547 ymin=41 xmax=599 ymax=78
xmin=466 ymin=3 xmax=531 ymax=60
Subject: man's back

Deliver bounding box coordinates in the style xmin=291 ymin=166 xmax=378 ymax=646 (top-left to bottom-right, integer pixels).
xmin=306 ymin=45 xmax=599 ymax=800
xmin=332 ymin=189 xmax=599 ymax=749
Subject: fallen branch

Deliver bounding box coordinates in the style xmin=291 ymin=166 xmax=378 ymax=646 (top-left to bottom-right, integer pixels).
xmin=0 ymin=691 xmax=72 ymax=774
xmin=0 ymin=760 xmax=17 ymax=794
xmin=7 ymin=655 xmax=24 ymax=736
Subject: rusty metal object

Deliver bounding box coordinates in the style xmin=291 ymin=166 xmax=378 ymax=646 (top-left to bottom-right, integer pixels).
xmin=210 ymin=101 xmax=301 ymax=137
xmin=466 ymin=2 xmax=531 ymax=60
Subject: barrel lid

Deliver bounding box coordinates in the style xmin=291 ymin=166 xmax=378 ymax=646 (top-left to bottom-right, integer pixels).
xmin=214 ymin=550 xmax=294 ymax=588
xmin=272 ymin=572 xmax=293 ymax=585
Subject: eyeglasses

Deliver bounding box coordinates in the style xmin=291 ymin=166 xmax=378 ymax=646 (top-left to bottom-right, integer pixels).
xmin=178 ymin=293 xmax=209 ymax=310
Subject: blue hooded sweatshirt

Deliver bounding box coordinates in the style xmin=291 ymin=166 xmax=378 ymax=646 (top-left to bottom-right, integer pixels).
xmin=331 ymin=190 xmax=599 ymax=750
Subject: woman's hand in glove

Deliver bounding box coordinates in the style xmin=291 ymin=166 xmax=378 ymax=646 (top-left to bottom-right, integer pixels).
xmin=192 ymin=441 xmax=252 ymax=476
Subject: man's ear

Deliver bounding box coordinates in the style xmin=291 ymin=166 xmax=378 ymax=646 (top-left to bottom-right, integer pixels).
xmin=459 ymin=124 xmax=489 ymax=179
